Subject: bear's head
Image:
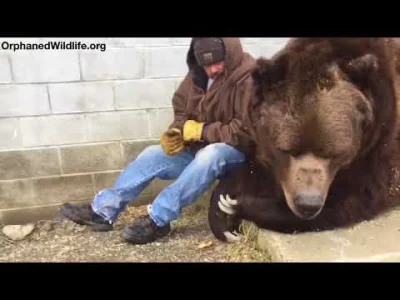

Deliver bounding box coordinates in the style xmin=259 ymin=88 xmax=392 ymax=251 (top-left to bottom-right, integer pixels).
xmin=249 ymin=38 xmax=399 ymax=221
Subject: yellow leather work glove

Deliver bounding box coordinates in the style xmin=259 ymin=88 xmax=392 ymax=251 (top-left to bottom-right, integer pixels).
xmin=160 ymin=128 xmax=185 ymax=156
xmin=183 ymin=120 xmax=205 ymax=142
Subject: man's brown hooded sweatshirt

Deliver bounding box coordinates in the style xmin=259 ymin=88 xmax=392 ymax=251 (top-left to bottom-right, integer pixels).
xmin=168 ymin=38 xmax=256 ymax=156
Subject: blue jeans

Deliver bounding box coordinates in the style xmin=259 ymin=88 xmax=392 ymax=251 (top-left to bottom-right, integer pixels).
xmin=91 ymin=143 xmax=246 ymax=227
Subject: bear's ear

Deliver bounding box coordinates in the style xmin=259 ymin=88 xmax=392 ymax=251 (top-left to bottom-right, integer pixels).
xmin=252 ymin=58 xmax=272 ymax=84
xmin=342 ymin=53 xmax=379 ymax=81
xmin=251 ymin=55 xmax=287 ymax=88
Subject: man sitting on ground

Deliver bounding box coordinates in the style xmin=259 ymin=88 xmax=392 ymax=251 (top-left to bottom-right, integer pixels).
xmin=60 ymin=37 xmax=256 ymax=245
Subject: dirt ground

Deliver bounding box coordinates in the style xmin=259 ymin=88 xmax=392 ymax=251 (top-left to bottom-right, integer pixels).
xmin=0 ymin=204 xmax=271 ymax=262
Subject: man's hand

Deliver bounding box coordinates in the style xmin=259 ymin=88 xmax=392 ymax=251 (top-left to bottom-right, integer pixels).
xmin=160 ymin=128 xmax=185 ymax=156
xmin=183 ymin=120 xmax=205 ymax=142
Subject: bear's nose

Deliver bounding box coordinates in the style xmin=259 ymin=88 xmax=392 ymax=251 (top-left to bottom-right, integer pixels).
xmin=294 ymin=193 xmax=323 ymax=219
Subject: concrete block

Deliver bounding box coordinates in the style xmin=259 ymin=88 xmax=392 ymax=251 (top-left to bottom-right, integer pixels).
xmin=263 ymin=38 xmax=290 ymax=46
xmin=171 ymin=38 xmax=191 ymax=45
xmin=60 ymin=142 xmax=123 ymax=174
xmin=144 ymin=47 xmax=188 ymax=78
xmin=148 ymin=108 xmax=174 ymax=138
xmin=0 ymin=118 xmax=21 ymax=150
xmin=49 ymin=81 xmax=114 ymax=114
xmin=241 ymin=38 xmax=268 ymax=44
xmin=85 ymin=110 xmax=149 ymax=142
xmin=20 ymin=114 xmax=87 ymax=147
xmin=0 ymin=148 xmax=61 ymax=180
xmin=85 ymin=112 xmax=122 ymax=142
xmin=0 ymin=53 xmax=12 ymax=83
xmin=80 ymin=48 xmax=144 ymax=80
xmin=241 ymin=38 xmax=290 ymax=45
xmin=257 ymin=209 xmax=400 ymax=262
xmin=31 ymin=174 xmax=94 ymax=205
xmin=119 ymin=110 xmax=150 ymax=140
xmin=0 ymin=84 xmax=50 ymax=117
xmin=0 ymin=200 xmax=89 ymax=225
xmin=106 ymin=38 xmax=172 ymax=47
xmin=115 ymin=78 xmax=175 ymax=110
xmin=121 ymin=140 xmax=158 ymax=166
xmin=93 ymin=171 xmax=121 ymax=193
xmin=0 ymin=179 xmax=32 ymax=210
xmin=10 ymin=50 xmax=80 ymax=83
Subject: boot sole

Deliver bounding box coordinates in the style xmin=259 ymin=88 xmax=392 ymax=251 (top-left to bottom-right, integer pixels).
xmin=120 ymin=229 xmax=154 ymax=245
xmin=120 ymin=226 xmax=171 ymax=245
xmin=60 ymin=205 xmax=112 ymax=232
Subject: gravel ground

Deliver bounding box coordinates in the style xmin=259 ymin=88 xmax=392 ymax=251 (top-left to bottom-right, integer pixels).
xmin=0 ymin=205 xmax=271 ymax=262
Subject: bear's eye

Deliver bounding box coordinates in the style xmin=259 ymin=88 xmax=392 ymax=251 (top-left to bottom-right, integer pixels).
xmin=279 ymin=148 xmax=291 ymax=155
xmin=278 ymin=148 xmax=302 ymax=157
xmin=315 ymin=147 xmax=348 ymax=161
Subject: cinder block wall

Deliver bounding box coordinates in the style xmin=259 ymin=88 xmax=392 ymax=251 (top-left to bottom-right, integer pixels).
xmin=0 ymin=37 xmax=289 ymax=225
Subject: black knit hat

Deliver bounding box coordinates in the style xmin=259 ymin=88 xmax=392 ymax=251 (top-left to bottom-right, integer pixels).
xmin=193 ymin=38 xmax=225 ymax=66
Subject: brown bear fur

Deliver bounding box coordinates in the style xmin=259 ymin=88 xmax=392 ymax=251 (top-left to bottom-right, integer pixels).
xmin=208 ymin=38 xmax=400 ymax=240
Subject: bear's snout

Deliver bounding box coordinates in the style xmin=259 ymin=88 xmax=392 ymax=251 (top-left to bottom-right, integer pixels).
xmin=281 ymin=153 xmax=334 ymax=220
xmin=294 ymin=193 xmax=324 ymax=220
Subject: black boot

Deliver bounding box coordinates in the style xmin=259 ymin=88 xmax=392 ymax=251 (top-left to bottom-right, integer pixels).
xmin=121 ymin=215 xmax=171 ymax=244
xmin=59 ymin=203 xmax=113 ymax=231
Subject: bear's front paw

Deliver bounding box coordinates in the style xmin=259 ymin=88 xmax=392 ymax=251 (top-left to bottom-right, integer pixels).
xmin=218 ymin=194 xmax=243 ymax=243
xmin=209 ymin=191 xmax=244 ymax=243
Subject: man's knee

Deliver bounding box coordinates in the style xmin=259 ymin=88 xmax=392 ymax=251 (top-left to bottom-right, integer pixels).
xmin=137 ymin=144 xmax=164 ymax=159
xmin=195 ymin=143 xmax=246 ymax=166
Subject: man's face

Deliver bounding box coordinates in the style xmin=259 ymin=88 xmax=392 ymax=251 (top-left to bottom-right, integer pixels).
xmin=204 ymin=61 xmax=225 ymax=79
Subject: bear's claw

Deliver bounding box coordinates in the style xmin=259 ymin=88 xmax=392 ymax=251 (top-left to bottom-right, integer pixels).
xmin=218 ymin=194 xmax=238 ymax=215
xmin=223 ymin=229 xmax=243 ymax=242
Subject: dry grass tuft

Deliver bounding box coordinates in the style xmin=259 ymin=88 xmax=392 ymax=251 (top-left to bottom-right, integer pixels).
xmin=226 ymin=220 xmax=272 ymax=262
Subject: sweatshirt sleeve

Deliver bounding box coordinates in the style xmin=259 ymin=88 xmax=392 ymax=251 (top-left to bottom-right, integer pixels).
xmin=168 ymin=75 xmax=191 ymax=132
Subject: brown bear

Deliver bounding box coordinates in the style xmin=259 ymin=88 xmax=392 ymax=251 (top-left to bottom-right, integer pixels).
xmin=208 ymin=38 xmax=400 ymax=242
